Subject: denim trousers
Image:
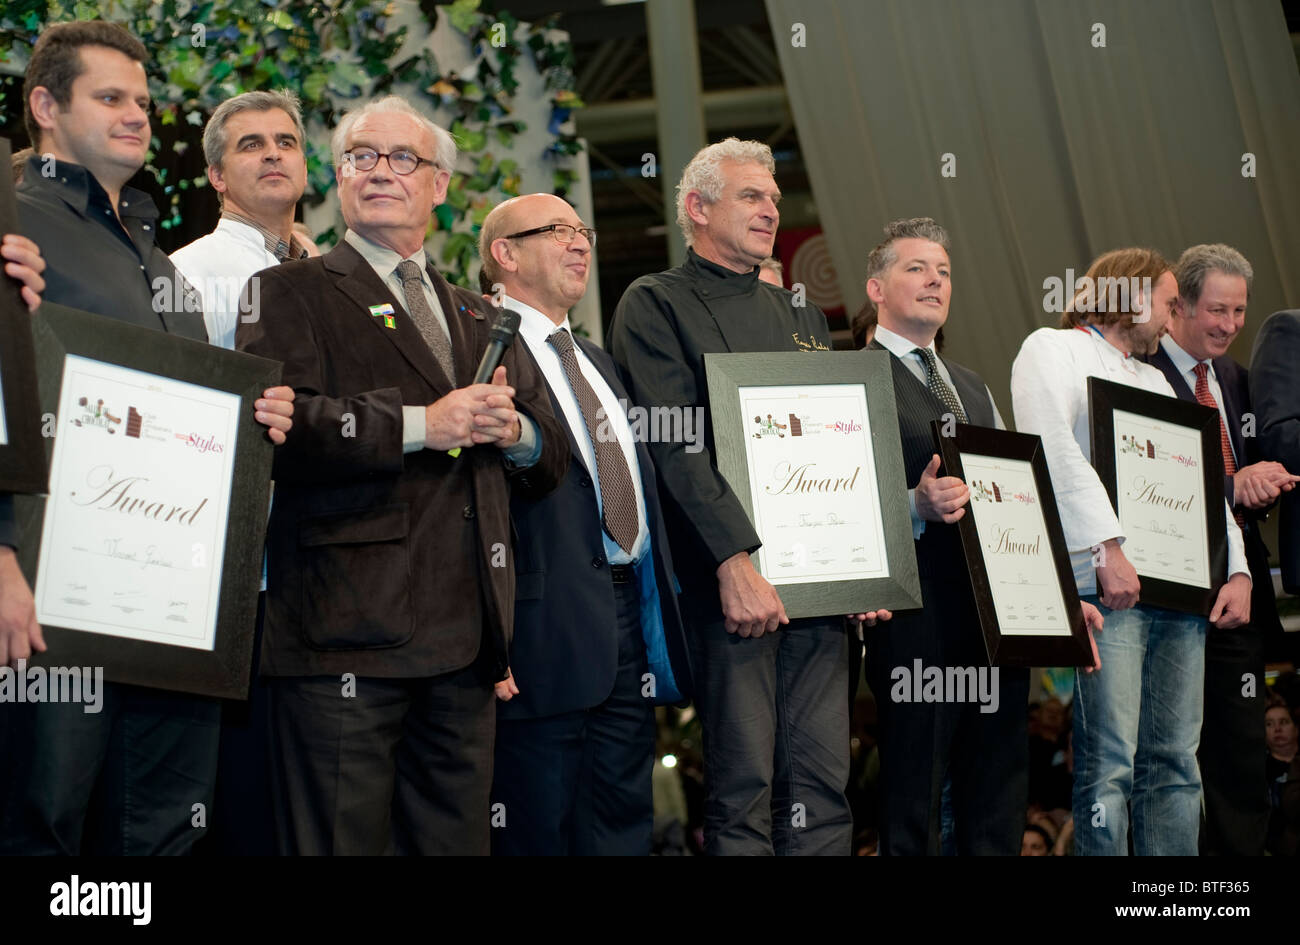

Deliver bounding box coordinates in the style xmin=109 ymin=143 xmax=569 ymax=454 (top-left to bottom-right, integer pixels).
xmin=1073 ymin=597 xmax=1206 ymax=856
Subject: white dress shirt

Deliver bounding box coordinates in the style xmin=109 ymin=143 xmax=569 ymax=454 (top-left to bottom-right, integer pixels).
xmin=509 ymin=295 xmax=650 ymax=564
xmin=874 ymin=324 xmax=1005 ymax=538
xmin=1011 ymin=325 xmax=1248 ymax=595
xmin=171 ymin=217 xmax=282 ymax=351
xmin=1159 ymin=334 xmax=1238 ymax=465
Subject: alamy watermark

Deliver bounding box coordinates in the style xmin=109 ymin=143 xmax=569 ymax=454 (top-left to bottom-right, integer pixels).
xmin=1042 ymin=269 xmax=1153 ymax=322
xmin=0 ymin=660 xmax=104 ymax=714
xmin=889 ymin=659 xmax=1000 ymax=714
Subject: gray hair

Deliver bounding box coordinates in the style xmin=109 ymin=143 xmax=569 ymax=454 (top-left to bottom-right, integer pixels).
xmin=330 ymin=95 xmax=457 ymax=171
xmin=1174 ymin=243 xmax=1253 ymax=306
xmin=203 ymin=90 xmax=306 ymax=170
xmin=759 ymin=256 xmax=783 ymax=278
xmin=675 ymin=137 xmax=775 ymax=247
xmin=861 ymin=217 xmax=951 ymax=315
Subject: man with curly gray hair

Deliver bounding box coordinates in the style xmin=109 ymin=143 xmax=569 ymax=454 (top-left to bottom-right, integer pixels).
xmin=610 ymin=138 xmax=891 ymax=856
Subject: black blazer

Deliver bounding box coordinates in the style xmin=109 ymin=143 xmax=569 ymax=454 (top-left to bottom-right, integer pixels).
xmin=1146 ymin=343 xmax=1280 ymax=631
xmin=1250 ymin=310 xmax=1300 ymax=594
xmin=504 ymin=336 xmax=691 ymax=720
xmin=236 ymin=240 xmax=567 ymax=680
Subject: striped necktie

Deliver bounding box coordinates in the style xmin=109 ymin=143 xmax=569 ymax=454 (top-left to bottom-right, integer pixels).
xmin=1193 ymin=362 xmax=1244 ymax=528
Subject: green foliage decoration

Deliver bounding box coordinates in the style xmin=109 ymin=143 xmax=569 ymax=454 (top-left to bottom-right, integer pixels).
xmin=0 ymin=0 xmax=584 ymax=287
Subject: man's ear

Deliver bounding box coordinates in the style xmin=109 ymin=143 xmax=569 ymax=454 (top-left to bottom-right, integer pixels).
xmin=489 ymin=236 xmax=517 ymax=275
xmin=865 ymin=277 xmax=885 ymax=305
xmin=684 ymin=190 xmax=710 ymax=228
xmin=1173 ymin=295 xmax=1188 ymax=319
xmin=28 ymin=86 xmax=60 ymax=139
xmin=207 ymin=163 xmax=227 ymax=195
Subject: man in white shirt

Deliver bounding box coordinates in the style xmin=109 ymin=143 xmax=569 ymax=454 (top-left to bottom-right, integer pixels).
xmin=171 ymin=90 xmax=311 ymax=351
xmin=168 ymin=90 xmax=312 ymax=853
xmin=477 ymin=193 xmax=691 ymax=854
xmin=1012 ymin=247 xmax=1253 ymax=856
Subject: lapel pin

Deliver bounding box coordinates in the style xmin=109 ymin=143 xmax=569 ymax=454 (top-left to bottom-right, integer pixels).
xmin=368 ymin=302 xmax=396 ymax=329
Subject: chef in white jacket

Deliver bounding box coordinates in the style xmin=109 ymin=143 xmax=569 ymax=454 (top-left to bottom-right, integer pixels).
xmin=171 ymin=89 xmax=314 ymax=351
xmin=169 ymin=89 xmax=312 ymax=855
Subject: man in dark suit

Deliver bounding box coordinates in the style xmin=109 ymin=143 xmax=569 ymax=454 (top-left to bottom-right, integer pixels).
xmin=865 ymin=217 xmax=1102 ymax=855
xmin=1146 ymin=244 xmax=1297 ymax=855
xmin=236 ymin=97 xmax=567 ymax=855
xmin=477 ymin=193 xmax=691 ymax=855
xmin=1252 ymin=309 xmax=1300 ymax=600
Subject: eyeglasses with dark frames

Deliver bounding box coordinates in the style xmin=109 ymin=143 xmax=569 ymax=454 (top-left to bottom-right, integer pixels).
xmin=343 ymin=147 xmax=438 ymax=176
xmin=504 ymin=223 xmax=597 ymax=247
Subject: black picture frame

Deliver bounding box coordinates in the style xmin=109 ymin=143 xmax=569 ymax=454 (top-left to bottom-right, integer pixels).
xmin=932 ymin=421 xmax=1094 ymax=667
xmin=1088 ymin=376 xmax=1228 ymax=616
xmin=704 ymin=350 xmax=922 ymax=617
xmin=0 ymin=136 xmax=47 ymax=494
xmin=14 ymin=303 xmax=281 ymax=699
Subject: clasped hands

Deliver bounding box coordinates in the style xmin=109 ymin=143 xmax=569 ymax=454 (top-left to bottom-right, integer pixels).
xmin=424 ymin=365 xmax=521 ymax=451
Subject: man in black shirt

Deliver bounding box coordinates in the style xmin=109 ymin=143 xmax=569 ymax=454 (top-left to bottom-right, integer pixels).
xmin=0 ymin=20 xmax=293 ymax=855
xmin=610 ymin=138 xmax=889 ymax=855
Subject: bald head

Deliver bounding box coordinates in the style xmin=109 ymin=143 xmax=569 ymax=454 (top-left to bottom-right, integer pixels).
xmin=478 ymin=193 xmax=593 ymax=324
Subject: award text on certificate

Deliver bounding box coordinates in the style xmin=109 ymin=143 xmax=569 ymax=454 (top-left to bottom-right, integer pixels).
xmin=34 ymin=355 xmax=240 ymax=649
xmin=961 ymin=453 xmax=1071 ymax=636
xmin=1112 ymin=408 xmax=1210 ymax=588
xmin=739 ymin=383 xmax=889 ymax=585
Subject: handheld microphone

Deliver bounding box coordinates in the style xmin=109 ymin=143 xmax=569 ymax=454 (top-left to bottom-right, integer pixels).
xmin=472 ymin=308 xmax=522 ymax=384
xmin=448 ymin=308 xmax=522 ymax=458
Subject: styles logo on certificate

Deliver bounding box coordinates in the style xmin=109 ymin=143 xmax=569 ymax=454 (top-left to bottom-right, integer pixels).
xmin=1112 ymin=408 xmax=1210 ymax=588
xmin=34 ymin=355 xmax=241 ymax=651
xmin=739 ymin=383 xmax=890 ymax=586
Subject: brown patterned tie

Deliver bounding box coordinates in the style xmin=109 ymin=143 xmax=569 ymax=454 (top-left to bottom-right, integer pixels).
xmin=395 ymin=260 xmax=456 ymax=382
xmin=1193 ymin=362 xmax=1245 ymax=528
xmin=547 ymin=329 xmax=639 ymax=555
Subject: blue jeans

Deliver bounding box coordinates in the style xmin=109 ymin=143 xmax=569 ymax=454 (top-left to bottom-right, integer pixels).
xmin=1072 ymin=597 xmax=1206 ymax=855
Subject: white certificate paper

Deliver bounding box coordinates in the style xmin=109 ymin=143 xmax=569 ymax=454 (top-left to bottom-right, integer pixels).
xmin=962 ymin=453 xmax=1070 ymax=636
xmin=1112 ymin=408 xmax=1210 ymax=588
xmin=739 ymin=383 xmax=889 ymax=586
xmin=34 ymin=355 xmax=241 ymax=649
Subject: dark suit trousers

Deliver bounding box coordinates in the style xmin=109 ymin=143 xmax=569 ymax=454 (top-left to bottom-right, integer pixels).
xmin=1199 ymin=539 xmax=1270 ymax=856
xmin=688 ymin=608 xmax=851 ymax=856
xmin=491 ymin=579 xmax=655 ymax=855
xmin=0 ymin=683 xmax=220 ymax=855
xmin=866 ymin=578 xmax=1029 ymax=856
xmin=199 ymin=593 xmax=275 ymax=856
xmin=267 ymin=665 xmax=495 ymax=855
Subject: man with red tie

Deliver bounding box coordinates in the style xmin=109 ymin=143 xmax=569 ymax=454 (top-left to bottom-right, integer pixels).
xmin=1144 ymin=243 xmax=1298 ymax=855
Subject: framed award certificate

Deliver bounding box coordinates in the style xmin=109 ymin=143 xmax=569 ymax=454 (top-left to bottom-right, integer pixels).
xmin=14 ymin=302 xmax=281 ymax=699
xmin=1088 ymin=376 xmax=1227 ymax=615
xmin=932 ymin=422 xmax=1094 ymax=666
xmin=704 ymin=351 xmax=921 ymax=617
xmin=0 ymin=136 xmax=47 ymax=494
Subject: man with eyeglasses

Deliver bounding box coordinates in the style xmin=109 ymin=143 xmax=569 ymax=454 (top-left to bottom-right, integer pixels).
xmin=236 ymin=96 xmax=567 ymax=855
xmin=477 ymin=193 xmax=691 ymax=855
